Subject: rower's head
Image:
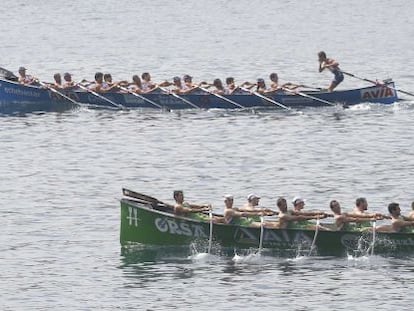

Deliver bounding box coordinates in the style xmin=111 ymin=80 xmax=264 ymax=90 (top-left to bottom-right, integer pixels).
xmin=63 ymin=72 xmax=72 ymax=82
xmin=95 ymin=72 xmax=103 ymax=83
xmin=411 ymin=201 xmax=414 ymax=210
xmin=388 ymin=202 xmax=400 ymax=216
xmin=292 ymin=197 xmax=305 ymax=211
xmin=132 ymin=75 xmax=142 ymax=87
xmin=173 ymin=76 xmax=181 ymax=86
xmin=257 ymin=78 xmax=266 ymax=89
xmin=269 ymin=73 xmax=278 ymax=82
xmin=183 ymin=75 xmax=192 ymax=83
xmin=224 ymin=194 xmax=234 ymax=209
xmin=247 ymin=193 xmax=260 ymax=207
xmin=18 ymin=66 xmax=27 ymax=76
xmin=142 ymin=72 xmax=151 ymax=82
xmin=103 ymin=73 xmax=112 ymax=83
xmin=173 ymin=190 xmax=184 ymax=204
xmin=318 ymin=51 xmax=327 ymax=62
xmin=356 ymin=197 xmax=368 ymax=211
xmin=213 ymin=78 xmax=223 ymax=89
xmin=277 ymin=197 xmax=287 ymax=212
xmin=226 ymin=77 xmax=235 ymax=87
xmin=53 ymin=73 xmax=62 ymax=84
xmin=329 ymin=200 xmax=341 ymax=214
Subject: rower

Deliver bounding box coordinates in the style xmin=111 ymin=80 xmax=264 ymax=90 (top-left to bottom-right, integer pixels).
xmin=318 ymin=51 xmax=344 ymax=92
xmin=269 ymin=73 xmax=301 ymax=92
xmin=128 ymin=75 xmax=143 ymax=93
xmin=171 ymin=76 xmax=183 ymax=93
xmin=329 ymin=200 xmax=378 ymax=231
xmin=211 ymin=78 xmax=225 ymax=95
xmin=267 ymin=197 xmax=326 ymax=229
xmin=141 ymin=72 xmax=156 ymax=92
xmin=290 ymin=196 xmax=330 ymax=229
xmin=221 ymin=194 xmax=270 ymax=227
xmin=173 ymin=190 xmax=211 ymax=220
xmin=52 ymin=73 xmax=62 ymax=89
xmin=376 ymin=203 xmax=414 ymax=233
xmin=62 ymin=72 xmax=75 ymax=89
xmin=18 ymin=66 xmax=36 ymax=85
xmin=225 ymin=77 xmax=240 ymax=95
xmin=407 ymin=202 xmax=414 ymax=219
xmin=88 ymin=72 xmax=104 ymax=92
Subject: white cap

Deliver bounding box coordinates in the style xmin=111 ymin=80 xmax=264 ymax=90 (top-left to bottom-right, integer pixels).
xmin=247 ymin=193 xmax=260 ymax=201
xmin=292 ymin=196 xmax=305 ymax=205
xmin=224 ymin=194 xmax=234 ymax=200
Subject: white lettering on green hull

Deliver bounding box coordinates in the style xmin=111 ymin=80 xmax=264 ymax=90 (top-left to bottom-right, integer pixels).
xmin=155 ymin=217 xmax=207 ymax=238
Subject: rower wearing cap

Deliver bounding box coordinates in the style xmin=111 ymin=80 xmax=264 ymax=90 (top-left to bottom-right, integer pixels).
xmin=173 ymin=190 xmax=211 ymax=220
xmin=18 ymin=66 xmax=35 ymax=85
xmin=289 ymin=196 xmax=330 ymax=229
xmin=242 ymin=193 xmax=261 ymax=211
xmin=220 ymin=194 xmax=269 ymax=227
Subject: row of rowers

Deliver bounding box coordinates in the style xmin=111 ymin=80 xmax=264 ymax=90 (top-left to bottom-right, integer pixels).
xmin=172 ymin=191 xmax=414 ymax=233
xmin=18 ymin=68 xmax=303 ymax=95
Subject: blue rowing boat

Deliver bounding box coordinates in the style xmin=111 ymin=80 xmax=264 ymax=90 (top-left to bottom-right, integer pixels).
xmin=0 ymin=77 xmax=399 ymax=114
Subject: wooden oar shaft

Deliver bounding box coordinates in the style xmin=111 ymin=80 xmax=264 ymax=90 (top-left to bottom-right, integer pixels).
xmin=77 ymin=83 xmax=125 ymax=109
xmin=282 ymin=87 xmax=336 ymax=106
xmin=199 ymin=87 xmax=245 ymax=109
xmin=159 ymin=87 xmax=200 ymax=109
xmin=118 ymin=86 xmax=163 ymax=109
xmin=36 ymin=80 xmax=80 ymax=105
xmin=239 ymin=86 xmax=291 ymax=110
xmin=341 ymin=70 xmax=414 ymax=98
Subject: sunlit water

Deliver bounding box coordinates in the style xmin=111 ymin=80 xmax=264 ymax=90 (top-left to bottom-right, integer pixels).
xmin=1 ymin=0 xmax=414 ymax=310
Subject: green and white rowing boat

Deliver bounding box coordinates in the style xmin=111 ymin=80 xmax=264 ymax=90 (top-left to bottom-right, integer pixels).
xmin=120 ymin=189 xmax=414 ymax=256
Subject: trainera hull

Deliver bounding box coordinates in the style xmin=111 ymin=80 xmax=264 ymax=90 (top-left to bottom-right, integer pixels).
xmin=1 ymin=78 xmax=399 ymax=114
xmin=120 ymin=199 xmax=414 ymax=256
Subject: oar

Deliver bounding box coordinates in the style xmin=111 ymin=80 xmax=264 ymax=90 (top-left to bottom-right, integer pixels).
xmin=207 ymin=211 xmax=213 ymax=254
xmin=122 ymin=188 xmax=174 ymax=208
xmin=118 ymin=85 xmax=164 ymax=109
xmin=281 ymin=86 xmax=337 ymax=107
xmin=76 ymin=83 xmax=126 ymax=109
xmin=370 ymin=220 xmax=376 ymax=256
xmin=239 ymin=86 xmax=291 ymax=110
xmin=341 ymin=70 xmax=414 ymax=98
xmin=35 ymin=80 xmax=82 ymax=106
xmin=258 ymin=216 xmax=264 ymax=255
xmin=308 ymin=218 xmax=320 ymax=256
xmin=159 ymin=87 xmax=200 ymax=109
xmin=198 ymin=86 xmax=245 ymax=109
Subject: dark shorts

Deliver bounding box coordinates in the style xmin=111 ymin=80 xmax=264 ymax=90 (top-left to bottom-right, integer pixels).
xmin=332 ymin=70 xmax=344 ymax=85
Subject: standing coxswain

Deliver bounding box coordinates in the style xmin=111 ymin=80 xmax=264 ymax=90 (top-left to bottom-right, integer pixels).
xmin=318 ymin=51 xmax=344 ymax=92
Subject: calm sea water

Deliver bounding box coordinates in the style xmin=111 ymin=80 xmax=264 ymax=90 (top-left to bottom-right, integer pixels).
xmin=1 ymin=0 xmax=414 ymax=310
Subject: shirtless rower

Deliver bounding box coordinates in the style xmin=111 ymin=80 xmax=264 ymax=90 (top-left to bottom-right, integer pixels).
xmin=221 ymin=194 xmax=270 ymax=226
xmin=376 ymin=203 xmax=414 ymax=233
xmin=266 ymin=197 xmax=327 ymax=229
xmin=329 ymin=200 xmax=379 ymax=231
xmin=62 ymin=72 xmax=75 ymax=89
xmin=51 ymin=73 xmax=62 ymax=89
xmin=268 ymin=73 xmax=301 ymax=92
xmin=173 ymin=190 xmax=211 ymax=220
